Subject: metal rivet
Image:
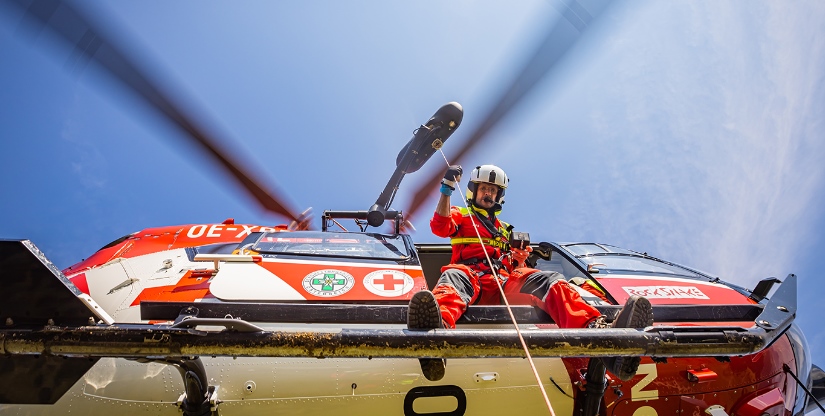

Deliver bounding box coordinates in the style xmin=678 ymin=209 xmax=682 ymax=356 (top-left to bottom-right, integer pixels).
xmin=244 ymin=381 xmax=256 ymax=394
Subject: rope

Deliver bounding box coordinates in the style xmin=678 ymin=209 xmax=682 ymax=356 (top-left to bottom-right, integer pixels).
xmin=438 ymin=150 xmax=557 ymax=416
xmin=784 ymin=364 xmax=825 ymax=414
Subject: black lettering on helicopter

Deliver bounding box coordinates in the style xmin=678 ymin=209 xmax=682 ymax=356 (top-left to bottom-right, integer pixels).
xmin=403 ymin=385 xmax=467 ymax=416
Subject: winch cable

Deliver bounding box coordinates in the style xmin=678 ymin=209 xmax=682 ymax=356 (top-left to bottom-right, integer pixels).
xmin=437 ymin=150 xmax=556 ymax=416
xmin=784 ymin=364 xmax=825 ymax=414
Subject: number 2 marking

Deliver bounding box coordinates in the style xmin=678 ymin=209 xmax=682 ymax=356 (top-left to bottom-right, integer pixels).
xmin=631 ymin=363 xmax=659 ymax=401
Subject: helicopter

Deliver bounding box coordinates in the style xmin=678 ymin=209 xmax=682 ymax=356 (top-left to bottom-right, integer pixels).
xmin=1 ymin=0 xmax=824 ymax=416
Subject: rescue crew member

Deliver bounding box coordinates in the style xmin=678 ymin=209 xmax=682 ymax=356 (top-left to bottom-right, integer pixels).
xmin=407 ymin=164 xmax=654 ymax=381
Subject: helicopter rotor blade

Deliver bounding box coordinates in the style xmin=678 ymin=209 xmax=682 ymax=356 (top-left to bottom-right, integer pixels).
xmin=2 ymin=0 xmax=303 ymax=223
xmin=403 ymin=0 xmax=612 ymax=222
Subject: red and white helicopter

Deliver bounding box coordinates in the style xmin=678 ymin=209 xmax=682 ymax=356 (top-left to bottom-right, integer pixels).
xmin=1 ymin=1 xmax=823 ymax=416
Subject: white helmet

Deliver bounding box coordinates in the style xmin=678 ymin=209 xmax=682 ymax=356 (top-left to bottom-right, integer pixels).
xmin=466 ymin=164 xmax=509 ymax=205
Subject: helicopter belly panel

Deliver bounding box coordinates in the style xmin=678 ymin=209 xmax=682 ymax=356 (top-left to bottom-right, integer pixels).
xmin=210 ymin=355 xmax=574 ymax=415
xmin=0 ymin=356 xmax=575 ymax=415
xmin=80 ymin=358 xmax=181 ymax=403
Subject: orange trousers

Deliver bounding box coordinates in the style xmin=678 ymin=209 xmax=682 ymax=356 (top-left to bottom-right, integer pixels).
xmin=431 ymin=264 xmax=601 ymax=328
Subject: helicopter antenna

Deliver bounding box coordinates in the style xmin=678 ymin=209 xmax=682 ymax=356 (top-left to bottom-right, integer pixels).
xmin=366 ymin=102 xmax=464 ymax=228
xmin=322 ymin=102 xmax=463 ymax=233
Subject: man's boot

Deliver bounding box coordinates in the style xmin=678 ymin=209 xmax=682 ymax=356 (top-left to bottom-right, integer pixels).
xmin=589 ymin=295 xmax=654 ymax=381
xmin=407 ymin=290 xmax=446 ymax=381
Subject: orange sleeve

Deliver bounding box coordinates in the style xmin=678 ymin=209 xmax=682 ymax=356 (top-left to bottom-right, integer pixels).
xmin=430 ymin=206 xmax=461 ymax=238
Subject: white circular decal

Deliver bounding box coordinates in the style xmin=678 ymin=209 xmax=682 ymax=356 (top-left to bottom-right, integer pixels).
xmin=302 ymin=270 xmax=355 ymax=297
xmin=363 ymin=270 xmax=415 ymax=297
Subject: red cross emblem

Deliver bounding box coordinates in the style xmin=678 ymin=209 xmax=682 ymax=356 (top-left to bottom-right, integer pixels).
xmin=373 ymin=273 xmax=405 ymax=290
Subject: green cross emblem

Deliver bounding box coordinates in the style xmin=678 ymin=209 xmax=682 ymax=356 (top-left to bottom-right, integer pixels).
xmin=312 ymin=273 xmax=346 ymax=291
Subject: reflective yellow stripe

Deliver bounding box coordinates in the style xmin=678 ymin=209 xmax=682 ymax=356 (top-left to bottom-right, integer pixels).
xmin=570 ymin=276 xmax=606 ymax=295
xmin=499 ymin=221 xmax=511 ymax=241
xmin=457 ymin=206 xmax=502 ymax=217
xmin=450 ymin=237 xmax=488 ymax=245
xmin=453 ymin=207 xmax=511 ymax=250
xmin=450 ymin=237 xmax=508 ymax=250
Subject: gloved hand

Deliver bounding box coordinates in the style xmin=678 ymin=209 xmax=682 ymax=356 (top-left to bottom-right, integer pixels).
xmin=511 ymin=245 xmax=533 ymax=268
xmin=440 ymin=165 xmax=462 ymax=196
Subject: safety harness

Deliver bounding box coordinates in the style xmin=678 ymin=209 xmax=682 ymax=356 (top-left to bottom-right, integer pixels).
xmin=450 ymin=206 xmax=513 ymax=249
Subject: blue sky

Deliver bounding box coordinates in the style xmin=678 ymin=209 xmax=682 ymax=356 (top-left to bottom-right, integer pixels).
xmin=1 ymin=1 xmax=824 ymax=368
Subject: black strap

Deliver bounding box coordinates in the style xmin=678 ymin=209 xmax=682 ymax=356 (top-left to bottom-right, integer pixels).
xmin=784 ymin=364 xmax=825 ymax=414
xmin=457 ymin=257 xmax=503 ymax=269
xmin=473 ymin=210 xmax=502 ymax=239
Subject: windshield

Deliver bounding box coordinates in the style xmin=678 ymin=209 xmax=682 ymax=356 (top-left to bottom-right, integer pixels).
xmin=579 ymin=254 xmax=703 ymax=277
xmin=251 ymin=231 xmax=410 ymax=260
xmin=562 ymin=244 xmax=704 ymax=278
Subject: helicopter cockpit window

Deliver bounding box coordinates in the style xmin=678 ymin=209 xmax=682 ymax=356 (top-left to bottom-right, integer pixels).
xmin=534 ymin=247 xmax=589 ymax=281
xmin=97 ymin=233 xmax=134 ymax=251
xmin=564 ymin=243 xmax=636 ymax=256
xmin=251 ymin=231 xmax=410 ymax=260
xmin=195 ymin=242 xmax=243 ymax=255
xmin=559 ymin=243 xmax=705 ymax=278
xmin=578 ymin=254 xmax=703 ymax=278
